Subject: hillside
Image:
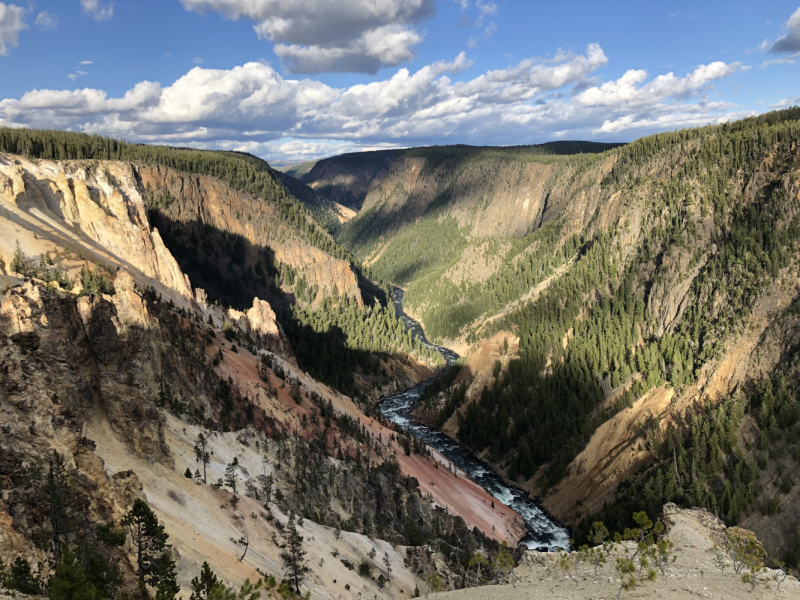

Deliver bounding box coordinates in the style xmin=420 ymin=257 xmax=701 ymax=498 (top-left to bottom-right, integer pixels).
xmin=0 ymin=136 xmax=534 ymax=600
xmin=300 ymin=108 xmax=800 ymax=571
xmin=3 ymin=109 xmax=800 ymax=599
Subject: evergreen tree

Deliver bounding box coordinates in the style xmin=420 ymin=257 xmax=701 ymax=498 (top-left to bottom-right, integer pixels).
xmin=10 ymin=240 xmax=27 ymax=277
xmin=190 ymin=562 xmax=220 ymax=600
xmin=154 ymin=552 xmax=180 ymax=600
xmin=46 ymin=451 xmax=77 ymax=567
xmin=121 ymin=499 xmax=174 ymax=597
xmin=8 ymin=557 xmax=41 ymax=595
xmin=48 ymin=547 xmax=98 ymax=600
xmin=194 ymin=433 xmax=213 ymax=484
xmin=280 ymin=512 xmax=307 ymax=594
xmin=225 ymin=457 xmax=239 ymax=494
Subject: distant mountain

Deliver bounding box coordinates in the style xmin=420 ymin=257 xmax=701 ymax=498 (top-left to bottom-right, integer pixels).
xmin=300 ymin=142 xmax=622 ymax=212
xmin=281 ymin=159 xmax=319 ymax=181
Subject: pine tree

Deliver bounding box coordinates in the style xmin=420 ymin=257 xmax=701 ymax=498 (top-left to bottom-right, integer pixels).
xmin=154 ymin=552 xmax=180 ymax=600
xmin=280 ymin=512 xmax=307 ymax=594
xmin=8 ymin=557 xmax=41 ymax=595
xmin=190 ymin=562 xmax=219 ymax=600
xmin=194 ymin=433 xmax=213 ymax=484
xmin=48 ymin=547 xmax=98 ymax=600
xmin=121 ymin=498 xmax=173 ymax=597
xmin=383 ymin=551 xmax=392 ymax=583
xmin=10 ymin=240 xmax=27 ymax=277
xmin=225 ymin=457 xmax=239 ymax=493
xmin=46 ymin=451 xmax=77 ymax=567
xmin=84 ymin=522 xmax=125 ymax=599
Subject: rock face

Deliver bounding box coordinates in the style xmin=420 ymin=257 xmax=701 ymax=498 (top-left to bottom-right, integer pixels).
xmin=245 ymin=298 xmax=280 ymax=338
xmin=304 ymin=150 xmax=397 ymax=211
xmin=136 ymin=164 xmax=362 ymax=306
xmin=0 ymin=154 xmax=193 ymax=301
xmin=0 ymin=277 xmax=226 ymax=465
xmin=193 ymin=290 xmax=291 ymax=356
xmin=304 ymin=150 xmax=592 ymax=240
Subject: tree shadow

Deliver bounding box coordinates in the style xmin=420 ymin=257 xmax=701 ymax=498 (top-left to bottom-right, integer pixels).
xmin=148 ymin=211 xmax=392 ymax=396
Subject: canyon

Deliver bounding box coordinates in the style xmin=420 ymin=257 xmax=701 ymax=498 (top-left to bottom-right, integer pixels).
xmin=2 ymin=110 xmax=800 ymax=599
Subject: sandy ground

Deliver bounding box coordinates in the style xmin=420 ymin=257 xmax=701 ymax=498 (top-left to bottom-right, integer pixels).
xmin=436 ymin=508 xmax=800 ymax=600
xmin=89 ymin=411 xmax=423 ymax=600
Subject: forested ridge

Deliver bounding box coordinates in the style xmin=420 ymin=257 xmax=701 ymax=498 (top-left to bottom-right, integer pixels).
xmin=320 ymin=108 xmax=800 ymax=567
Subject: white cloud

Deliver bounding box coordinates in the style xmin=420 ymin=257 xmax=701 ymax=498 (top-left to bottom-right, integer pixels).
xmin=35 ymin=10 xmax=58 ymax=30
xmin=0 ymin=3 xmax=26 ymax=56
xmin=770 ymin=6 xmax=800 ymax=53
xmin=273 ymin=23 xmax=423 ymax=74
xmin=771 ymin=96 xmax=800 ymax=108
xmin=0 ymin=44 xmax=746 ymax=164
xmin=193 ymin=57 xmax=204 ymax=64
xmin=576 ymin=61 xmax=740 ymax=108
xmin=80 ymin=60 xmax=92 ymax=65
xmin=81 ymin=0 xmax=113 ymax=21
xmin=180 ymin=0 xmax=434 ymax=74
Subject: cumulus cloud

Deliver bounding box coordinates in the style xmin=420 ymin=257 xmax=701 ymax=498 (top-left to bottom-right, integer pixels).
xmin=81 ymin=0 xmax=113 ymax=21
xmin=576 ymin=61 xmax=740 ymax=108
xmin=770 ymin=6 xmax=800 ymax=53
xmin=0 ymin=3 xmax=26 ymax=56
xmin=0 ymin=44 xmax=746 ymax=164
xmin=181 ymin=0 xmax=434 ymax=74
xmin=35 ymin=10 xmax=58 ymax=30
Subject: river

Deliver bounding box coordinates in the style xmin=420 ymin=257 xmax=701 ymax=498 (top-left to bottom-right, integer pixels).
xmin=380 ymin=288 xmax=571 ymax=551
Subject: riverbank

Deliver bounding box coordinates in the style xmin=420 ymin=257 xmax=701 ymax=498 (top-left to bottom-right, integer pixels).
xmin=322 ymin=385 xmax=529 ymax=545
xmin=383 ymin=290 xmax=570 ymax=550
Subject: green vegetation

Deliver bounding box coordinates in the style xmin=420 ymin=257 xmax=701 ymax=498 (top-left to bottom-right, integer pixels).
xmin=0 ymin=451 xmax=127 ymax=599
xmin=280 ymin=511 xmax=306 ymax=594
xmin=121 ymin=498 xmax=178 ymax=599
xmin=282 ymin=294 xmax=444 ymax=395
xmin=338 ymin=108 xmax=800 ymax=490
xmin=577 ymin=354 xmax=800 ymax=569
xmin=2 ymin=129 xmax=426 ymax=400
xmin=407 ymin=224 xmax=580 ymax=341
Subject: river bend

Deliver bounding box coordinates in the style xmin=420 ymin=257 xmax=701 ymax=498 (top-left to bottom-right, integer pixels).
xmin=380 ymin=289 xmax=570 ymax=551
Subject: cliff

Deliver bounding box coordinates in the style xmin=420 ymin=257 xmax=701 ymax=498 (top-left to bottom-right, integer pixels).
xmin=137 ymin=165 xmax=362 ymax=308
xmin=304 ymin=112 xmax=800 ymax=570
xmin=0 ymin=275 xmax=519 ymax=598
xmin=0 ymin=153 xmax=193 ymax=304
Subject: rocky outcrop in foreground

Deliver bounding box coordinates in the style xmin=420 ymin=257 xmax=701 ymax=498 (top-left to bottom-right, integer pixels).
xmin=446 ymin=504 xmax=800 ymax=600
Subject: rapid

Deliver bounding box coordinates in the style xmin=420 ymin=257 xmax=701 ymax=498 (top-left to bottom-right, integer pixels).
xmin=379 ymin=289 xmax=570 ymax=550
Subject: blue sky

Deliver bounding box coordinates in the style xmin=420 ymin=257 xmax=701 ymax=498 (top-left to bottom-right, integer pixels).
xmin=1 ymin=0 xmax=799 ymax=166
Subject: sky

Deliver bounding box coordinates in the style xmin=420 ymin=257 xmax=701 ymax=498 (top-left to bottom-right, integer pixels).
xmin=0 ymin=1 xmax=799 ymax=167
